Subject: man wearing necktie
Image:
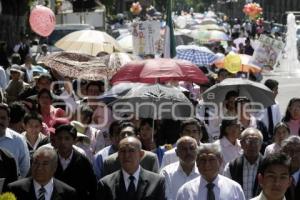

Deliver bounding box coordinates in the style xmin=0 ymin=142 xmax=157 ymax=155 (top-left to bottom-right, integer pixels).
xmin=176 ymin=143 xmax=246 ymax=200
xmin=7 ymin=146 xmax=78 ymax=200
xmin=97 ymin=136 xmax=166 ymax=200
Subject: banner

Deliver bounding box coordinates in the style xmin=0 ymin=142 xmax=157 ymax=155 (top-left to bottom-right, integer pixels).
xmin=251 ymin=34 xmax=284 ymax=68
xmin=132 ymin=20 xmax=161 ymax=56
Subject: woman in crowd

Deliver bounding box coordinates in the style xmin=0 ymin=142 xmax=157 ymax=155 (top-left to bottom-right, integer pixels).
xmin=264 ymin=122 xmax=290 ymax=156
xmin=282 ymin=98 xmax=300 ymax=135
xmin=138 ymin=118 xmax=165 ymax=166
xmin=37 ymin=88 xmax=66 ymax=128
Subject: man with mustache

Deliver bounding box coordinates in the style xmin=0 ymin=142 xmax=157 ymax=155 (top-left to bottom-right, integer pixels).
xmin=160 ymin=136 xmax=199 ymax=200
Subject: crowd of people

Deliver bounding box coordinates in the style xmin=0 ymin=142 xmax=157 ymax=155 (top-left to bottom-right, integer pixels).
xmin=0 ymin=12 xmax=299 ymax=200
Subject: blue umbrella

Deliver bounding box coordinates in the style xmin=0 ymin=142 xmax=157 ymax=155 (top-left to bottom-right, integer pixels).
xmin=176 ymin=45 xmax=218 ymax=66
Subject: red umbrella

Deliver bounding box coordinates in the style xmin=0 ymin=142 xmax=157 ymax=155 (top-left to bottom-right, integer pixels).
xmin=110 ymin=58 xmax=208 ymax=84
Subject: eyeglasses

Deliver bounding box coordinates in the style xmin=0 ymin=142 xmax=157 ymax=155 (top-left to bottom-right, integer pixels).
xmin=32 ymin=161 xmax=51 ymax=167
xmin=242 ymin=138 xmax=262 ymax=145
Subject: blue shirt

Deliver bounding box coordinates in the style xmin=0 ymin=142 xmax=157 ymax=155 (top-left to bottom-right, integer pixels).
xmin=0 ymin=128 xmax=30 ymax=177
xmin=93 ymin=145 xmax=116 ymax=180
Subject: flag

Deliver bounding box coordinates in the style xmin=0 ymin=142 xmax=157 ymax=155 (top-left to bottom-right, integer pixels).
xmin=163 ymin=0 xmax=176 ymax=58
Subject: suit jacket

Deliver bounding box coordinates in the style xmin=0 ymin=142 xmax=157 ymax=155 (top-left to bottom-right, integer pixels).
xmin=54 ymin=149 xmax=97 ymax=200
xmin=228 ymin=154 xmax=263 ymax=197
xmin=285 ymin=171 xmax=300 ymax=200
xmin=97 ymin=167 xmax=166 ymax=200
xmin=7 ymin=177 xmax=78 ymax=200
xmin=102 ymin=150 xmax=159 ymax=178
xmin=0 ymin=148 xmax=18 ymax=192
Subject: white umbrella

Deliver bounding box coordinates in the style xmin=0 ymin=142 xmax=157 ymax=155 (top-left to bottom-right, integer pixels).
xmin=117 ymin=34 xmax=133 ymax=53
xmin=55 ymin=30 xmax=123 ymax=55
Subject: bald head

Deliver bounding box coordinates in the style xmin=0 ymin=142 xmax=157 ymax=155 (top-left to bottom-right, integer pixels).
xmin=118 ymin=136 xmax=144 ymax=174
xmin=118 ymin=136 xmax=142 ymax=150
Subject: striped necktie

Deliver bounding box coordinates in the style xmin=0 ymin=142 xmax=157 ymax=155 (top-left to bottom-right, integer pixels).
xmin=37 ymin=186 xmax=46 ymax=200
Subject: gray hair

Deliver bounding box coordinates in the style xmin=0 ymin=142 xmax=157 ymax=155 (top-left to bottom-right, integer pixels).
xmin=197 ymin=143 xmax=222 ymax=158
xmin=33 ymin=146 xmax=58 ymax=167
xmin=240 ymin=127 xmax=263 ymax=142
xmin=281 ymin=135 xmax=300 ymax=149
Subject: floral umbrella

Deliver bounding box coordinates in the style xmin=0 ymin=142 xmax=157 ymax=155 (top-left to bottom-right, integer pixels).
xmin=39 ymin=52 xmax=113 ymax=80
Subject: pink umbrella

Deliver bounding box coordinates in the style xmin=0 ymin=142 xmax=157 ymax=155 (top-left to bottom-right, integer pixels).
xmin=110 ymin=58 xmax=208 ymax=85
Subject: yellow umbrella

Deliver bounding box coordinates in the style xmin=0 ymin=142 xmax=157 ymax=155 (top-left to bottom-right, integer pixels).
xmin=55 ymin=30 xmax=123 ymax=55
xmin=214 ymin=53 xmax=262 ymax=74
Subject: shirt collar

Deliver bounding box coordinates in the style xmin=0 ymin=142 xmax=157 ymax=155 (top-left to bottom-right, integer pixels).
xmin=221 ymin=137 xmax=240 ymax=147
xmin=244 ymin=155 xmax=260 ymax=166
xmin=199 ymin=174 xmax=220 ymax=190
xmin=58 ymin=150 xmax=73 ymax=161
xmin=292 ymin=169 xmax=300 ymax=185
xmin=122 ymin=165 xmax=141 ymax=182
xmin=177 ymin=162 xmax=198 ymax=176
xmin=259 ymin=192 xmax=286 ymax=200
xmin=2 ymin=128 xmax=14 ymax=139
xmin=33 ymin=178 xmax=54 ymax=197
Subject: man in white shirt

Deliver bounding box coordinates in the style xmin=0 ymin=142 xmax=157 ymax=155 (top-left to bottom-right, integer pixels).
xmin=259 ymin=79 xmax=282 ymax=137
xmin=176 ymin=143 xmax=245 ymax=200
xmin=8 ymin=146 xmax=78 ymax=200
xmin=223 ymin=127 xmax=264 ymax=199
xmin=160 ymin=136 xmax=199 ymax=200
xmin=250 ymin=153 xmax=291 ymax=200
xmin=160 ymin=118 xmax=203 ymax=169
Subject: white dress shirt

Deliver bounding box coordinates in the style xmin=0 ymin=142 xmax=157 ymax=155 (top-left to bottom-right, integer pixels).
xmin=122 ymin=166 xmax=141 ymax=190
xmin=258 ymin=103 xmax=282 ymax=132
xmin=160 ymin=161 xmax=199 ymax=200
xmin=160 ymin=148 xmax=178 ymax=169
xmin=215 ymin=137 xmax=243 ymax=166
xmin=250 ymin=192 xmax=286 ymax=200
xmin=58 ymin=150 xmax=73 ymax=170
xmin=33 ymin=178 xmax=54 ymax=200
xmin=264 ymin=143 xmax=281 ymax=156
xmin=176 ymin=175 xmax=246 ymax=200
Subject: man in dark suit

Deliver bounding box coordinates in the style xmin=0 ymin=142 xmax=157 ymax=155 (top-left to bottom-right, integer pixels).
xmin=54 ymin=124 xmax=97 ymax=200
xmin=281 ymin=136 xmax=300 ymax=200
xmin=102 ymin=122 xmax=159 ymax=178
xmin=7 ymin=146 xmax=77 ymax=200
xmin=97 ymin=136 xmax=166 ymax=200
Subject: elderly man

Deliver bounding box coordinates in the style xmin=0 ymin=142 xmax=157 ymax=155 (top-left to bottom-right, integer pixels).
xmin=250 ymin=153 xmax=291 ymax=200
xmin=0 ymin=103 xmax=30 ymax=178
xmin=8 ymin=146 xmax=77 ymax=200
xmin=176 ymin=143 xmax=245 ymax=200
xmin=281 ymin=136 xmax=300 ymax=200
xmin=101 ymin=122 xmax=159 ymax=178
xmin=160 ymin=118 xmax=203 ymax=169
xmin=97 ymin=136 xmax=166 ymax=200
xmin=223 ymin=127 xmax=264 ymax=199
xmin=160 ymin=136 xmax=199 ymax=200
